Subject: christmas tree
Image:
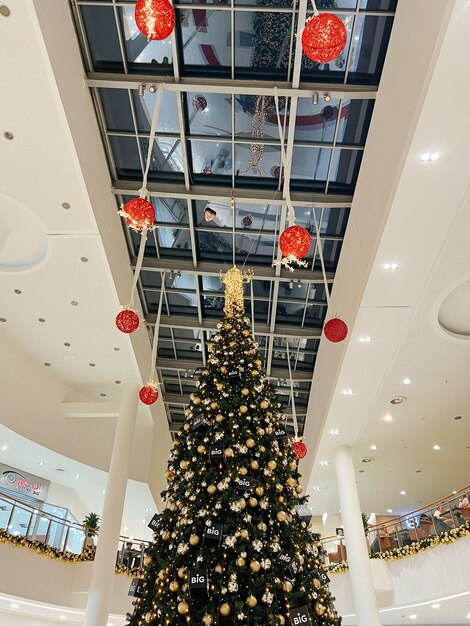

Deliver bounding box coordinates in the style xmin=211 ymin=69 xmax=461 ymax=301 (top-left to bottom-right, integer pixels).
xmin=127 ymin=267 xmax=341 ymax=626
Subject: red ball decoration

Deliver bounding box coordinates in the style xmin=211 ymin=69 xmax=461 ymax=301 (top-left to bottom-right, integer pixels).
xmin=139 ymin=383 xmax=159 ymax=405
xmin=115 ymin=308 xmax=140 ymax=334
xmin=292 ymin=441 xmax=307 ymax=460
xmin=324 ymin=317 xmax=348 ymax=343
xmin=279 ymin=226 xmax=312 ymax=260
xmin=302 ymin=13 xmax=347 ymax=64
xmin=135 ymin=0 xmax=175 ymax=41
xmin=120 ymin=198 xmax=155 ymax=232
xmin=193 ymin=95 xmax=208 ymax=113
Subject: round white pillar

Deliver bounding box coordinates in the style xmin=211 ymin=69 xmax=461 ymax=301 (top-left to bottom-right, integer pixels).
xmin=334 ymin=446 xmax=381 ymax=626
xmin=84 ymin=381 xmax=140 ymax=626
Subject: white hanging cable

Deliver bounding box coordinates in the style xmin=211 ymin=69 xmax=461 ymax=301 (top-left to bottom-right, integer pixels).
xmin=285 ymin=342 xmax=299 ymax=440
xmin=250 ymin=279 xmax=255 ymax=340
xmin=312 ymin=208 xmax=331 ymax=308
xmin=149 ymin=272 xmax=166 ymax=383
xmin=127 ymin=84 xmax=166 ymax=308
xmin=310 ymin=0 xmax=319 ymax=16
xmin=273 ymin=88 xmax=295 ymax=228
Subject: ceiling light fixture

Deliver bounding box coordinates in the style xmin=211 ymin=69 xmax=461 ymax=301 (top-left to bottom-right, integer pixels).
xmin=312 ymin=92 xmax=319 ymax=105
xmin=0 ymin=318 xmax=6 ymax=322
xmin=384 ymin=263 xmax=399 ymax=271
xmin=1 ymin=445 xmax=7 ymax=451
xmin=431 ymin=604 xmax=440 ymax=609
xmin=361 ymin=457 xmax=374 ymax=464
xmin=324 ymin=93 xmax=332 ymax=102
xmin=70 ymin=300 xmax=78 ymax=306
xmin=319 ymin=461 xmax=329 ymax=467
xmin=3 ymin=131 xmax=14 ymax=140
xmin=62 ymin=202 xmax=71 ymax=209
xmin=358 ymin=336 xmax=372 ymax=343
xmin=387 ymin=509 xmax=392 ymax=513
xmin=329 ymin=429 xmax=340 ymax=436
xmin=14 ymin=289 xmax=21 ymax=294
xmin=148 ymin=85 xmax=157 ymax=94
xmin=390 ymin=396 xmax=406 ymax=405
xmin=341 ymin=389 xmax=354 ymax=396
xmin=59 ymin=616 xmax=67 ymax=620
xmin=433 ymin=444 xmax=440 ymax=450
xmin=75 ymin=475 xmax=80 ymax=479
xmin=408 ymin=615 xmax=417 ymax=620
xmin=10 ymin=603 xmax=18 ymax=609
xmin=403 ymin=378 xmax=412 ymax=385
xmin=38 ymin=461 xmax=44 ymax=466
xmin=138 ymin=83 xmax=146 ymax=97
xmin=384 ymin=415 xmax=393 ymax=422
xmin=370 ymin=444 xmax=377 ymax=450
xmin=420 ymin=152 xmax=439 ymax=162
xmin=400 ymin=490 xmax=406 ymax=495
xmin=0 ymin=6 xmax=11 ymax=17
xmin=80 ymin=257 xmax=88 ymax=262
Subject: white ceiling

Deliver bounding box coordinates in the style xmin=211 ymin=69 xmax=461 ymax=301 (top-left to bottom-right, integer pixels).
xmin=302 ymin=0 xmax=470 ymax=516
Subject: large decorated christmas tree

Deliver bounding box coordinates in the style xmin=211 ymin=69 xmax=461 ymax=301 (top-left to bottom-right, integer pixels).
xmin=127 ymin=267 xmax=341 ymax=626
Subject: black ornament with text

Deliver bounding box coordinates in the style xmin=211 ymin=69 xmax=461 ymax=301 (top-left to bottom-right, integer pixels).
xmin=235 ymin=475 xmax=254 ymax=492
xmin=209 ymin=445 xmax=225 ymax=464
xmin=278 ymin=551 xmax=300 ymax=577
xmin=128 ymin=578 xmax=144 ymax=598
xmin=147 ymin=513 xmax=160 ymax=532
xmin=312 ymin=568 xmax=330 ymax=586
xmin=289 ymin=606 xmax=312 ymax=626
xmin=275 ymin=425 xmax=288 ymax=443
xmin=203 ymin=524 xmax=223 ymax=547
xmin=188 ymin=569 xmax=208 ymax=596
xmin=192 ymin=414 xmax=211 ymax=432
xmin=295 ymin=504 xmax=312 ymax=525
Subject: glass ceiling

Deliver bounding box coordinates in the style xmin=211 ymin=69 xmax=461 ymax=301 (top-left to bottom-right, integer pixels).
xmin=71 ymin=0 xmax=397 ymax=434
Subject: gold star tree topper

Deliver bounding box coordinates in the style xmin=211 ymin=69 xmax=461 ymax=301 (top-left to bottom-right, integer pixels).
xmin=220 ymin=266 xmax=253 ymax=313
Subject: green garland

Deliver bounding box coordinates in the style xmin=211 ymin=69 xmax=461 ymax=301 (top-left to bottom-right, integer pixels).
xmin=0 ymin=527 xmax=96 ymax=563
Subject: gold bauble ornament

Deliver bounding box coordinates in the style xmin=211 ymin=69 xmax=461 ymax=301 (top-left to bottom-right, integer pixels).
xmin=193 ymin=397 xmax=202 ymax=406
xmin=202 ymin=615 xmax=213 ymax=626
xmin=225 ymin=448 xmax=234 ymax=458
xmin=246 ymin=438 xmax=255 ymax=448
xmin=240 ymin=529 xmax=249 ymax=539
xmin=178 ymin=601 xmax=189 ymax=615
xmin=242 ymin=329 xmax=250 ymax=336
xmin=247 ymin=595 xmax=257 ymax=608
xmin=165 ymin=469 xmax=174 ymax=481
xmin=298 ymin=554 xmax=305 ymax=565
xmin=258 ymin=522 xmax=267 ymax=532
xmin=143 ymin=554 xmax=153 ymax=566
xmin=216 ymin=383 xmax=224 ymax=391
xmin=315 ymin=603 xmax=326 ymax=617
xmin=208 ymin=342 xmax=215 ymax=352
xmin=236 ymin=556 xmax=246 ymax=567
xmin=214 ymin=564 xmax=223 ymax=574
xmin=145 ymin=612 xmax=153 ymax=623
xmin=210 ymin=402 xmax=218 ymax=410
xmin=184 ymin=408 xmax=192 ymax=416
xmin=162 ymin=530 xmax=170 ymax=540
xmin=250 ymin=460 xmax=259 ymax=470
xmin=260 ymin=445 xmax=266 ymax=452
xmin=174 ymin=439 xmax=180 ymax=447
xmin=225 ymin=323 xmax=232 ymax=330
xmin=278 ymin=496 xmax=285 ymax=504
xmin=251 ymin=370 xmax=259 ymax=377
xmin=239 ymin=405 xmax=248 ymax=414
xmin=178 ymin=567 xmax=187 ymax=579
xmin=230 ymin=341 xmax=237 ymax=348
xmin=158 ymin=568 xmax=165 ymax=580
xmin=249 ymin=497 xmax=258 ymax=507
xmin=207 ymin=484 xmax=217 ymax=495
xmin=189 ymin=534 xmax=200 ymax=546
xmin=265 ymin=426 xmax=273 ymax=435
xmin=267 ymin=460 xmax=277 ymax=470
xmin=260 ymin=400 xmax=269 ymax=410
xmin=203 ymin=369 xmax=209 ymax=376
xmin=197 ymin=445 xmax=206 ymax=454
xmin=296 ymin=485 xmax=304 ymax=494
xmin=250 ymin=560 xmax=261 ymax=573
xmin=277 ymin=511 xmax=287 ymax=522
xmin=239 ymin=498 xmax=247 ymax=510
xmin=220 ymin=604 xmax=231 ymax=617
xmin=257 ymin=428 xmax=265 ymax=436
xmin=221 ymin=366 xmax=227 ymax=374
xmin=238 ymin=467 xmax=248 ymax=475
xmin=180 ymin=460 xmax=189 ymax=469
xmin=289 ymin=461 xmax=297 ymax=471
xmin=255 ymin=359 xmax=262 ymax=367
xmin=312 ymin=578 xmax=321 ymax=590
xmin=183 ymin=423 xmax=191 ymax=432
xmin=287 ymin=477 xmax=296 ymax=488
xmin=169 ymin=580 xmax=180 ymax=592
xmin=241 ymin=388 xmax=250 ymax=396
xmin=255 ymin=486 xmax=264 ymax=496
xmin=278 ymin=616 xmax=286 ymax=625
xmin=283 ymin=581 xmax=293 ymax=592
xmin=216 ymin=414 xmax=224 ymax=423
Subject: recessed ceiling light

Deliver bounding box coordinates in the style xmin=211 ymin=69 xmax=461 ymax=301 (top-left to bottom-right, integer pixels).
xmin=319 ymin=461 xmax=329 ymax=467
xmin=358 ymin=336 xmax=372 ymax=343
xmin=420 ymin=152 xmax=439 ymax=162
xmin=384 ymin=263 xmax=399 ymax=271
xmin=3 ymin=131 xmax=14 ymax=140
xmin=341 ymin=389 xmax=354 ymax=396
xmin=113 ymin=347 xmax=120 ymax=351
xmin=454 ymin=415 xmax=463 ymax=420
xmin=38 ymin=461 xmax=44 ymax=466
xmin=14 ymin=289 xmax=21 ymax=294
xmin=38 ymin=318 xmax=46 ymax=323
xmin=312 ymin=486 xmax=321 ymax=491
xmin=89 ymin=363 xmax=96 ymax=367
xmin=431 ymin=604 xmax=440 ymax=609
xmin=10 ymin=603 xmax=18 ymax=609
xmin=102 ymin=490 xmax=106 ymax=494
xmin=59 ymin=616 xmax=67 ymax=620
xmin=387 ymin=509 xmax=392 ymax=513
xmin=80 ymin=257 xmax=88 ymax=262
xmin=100 ymin=393 xmax=106 ymax=397
xmin=70 ymin=300 xmax=78 ymax=306
xmin=64 ymin=342 xmax=71 ymax=347
xmin=0 ymin=318 xmax=6 ymax=322
xmin=0 ymin=6 xmax=11 ymax=17
xmin=370 ymin=444 xmax=377 ymax=450
xmin=403 ymin=378 xmax=412 ymax=385
xmin=115 ymin=380 xmax=121 ymax=385
xmin=1 ymin=444 xmax=7 ymax=451
xmin=107 ymin=623 xmax=114 ymax=626
xmin=361 ymin=457 xmax=374 ymax=464
xmin=433 ymin=444 xmax=440 ymax=450
xmin=400 ymin=490 xmax=406 ymax=495
xmin=408 ymin=615 xmax=417 ymax=620
xmin=329 ymin=429 xmax=340 ymax=436
xmin=44 ymin=362 xmax=51 ymax=367
xmin=62 ymin=202 xmax=71 ymax=209
xmin=384 ymin=415 xmax=393 ymax=422
xmin=124 ymin=526 xmax=129 ymax=531
xmin=452 ymin=490 xmax=457 ymax=494
xmin=75 ymin=474 xmax=80 ymax=479
xmin=390 ymin=396 xmax=406 ymax=405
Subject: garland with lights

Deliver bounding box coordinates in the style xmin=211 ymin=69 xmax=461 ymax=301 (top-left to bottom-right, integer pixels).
xmin=0 ymin=527 xmax=96 ymax=563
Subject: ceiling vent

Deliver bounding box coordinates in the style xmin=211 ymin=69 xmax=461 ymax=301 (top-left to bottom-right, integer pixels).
xmin=390 ymin=396 xmax=406 ymax=405
xmin=361 ymin=457 xmax=374 ymax=464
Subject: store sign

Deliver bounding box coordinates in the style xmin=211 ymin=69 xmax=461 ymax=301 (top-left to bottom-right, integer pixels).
xmin=0 ymin=464 xmax=49 ymax=500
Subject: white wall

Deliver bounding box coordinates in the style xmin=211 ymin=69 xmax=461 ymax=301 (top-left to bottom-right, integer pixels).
xmin=46 ymin=483 xmax=88 ymax=523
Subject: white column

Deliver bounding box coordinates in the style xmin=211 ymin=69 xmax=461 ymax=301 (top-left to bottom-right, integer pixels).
xmin=334 ymin=446 xmax=381 ymax=626
xmin=84 ymin=382 xmax=140 ymax=626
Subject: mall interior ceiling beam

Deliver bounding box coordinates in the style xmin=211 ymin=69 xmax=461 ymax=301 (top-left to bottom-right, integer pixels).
xmin=87 ymin=74 xmax=377 ymax=100
xmin=113 ymin=180 xmax=352 ymax=208
xmin=134 ymin=257 xmax=334 ymax=283
xmin=146 ymin=314 xmax=322 ymax=339
xmin=156 ymin=359 xmax=313 ymax=381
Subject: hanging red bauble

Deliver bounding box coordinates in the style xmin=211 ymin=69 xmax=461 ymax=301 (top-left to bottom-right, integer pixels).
xmin=135 ymin=0 xmax=175 ymax=41
xmin=139 ymin=382 xmax=159 ymax=405
xmin=119 ymin=198 xmax=155 ymax=232
xmin=302 ymin=13 xmax=347 ymax=64
xmin=116 ymin=308 xmax=140 ymax=334
xmin=193 ymin=95 xmax=208 ymax=112
xmin=279 ymin=225 xmax=312 ymax=260
xmin=271 ymin=165 xmax=281 ymax=179
xmin=324 ymin=317 xmax=348 ymax=343
xmin=292 ymin=441 xmax=307 ymax=460
xmin=202 ymin=166 xmax=213 ymax=175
